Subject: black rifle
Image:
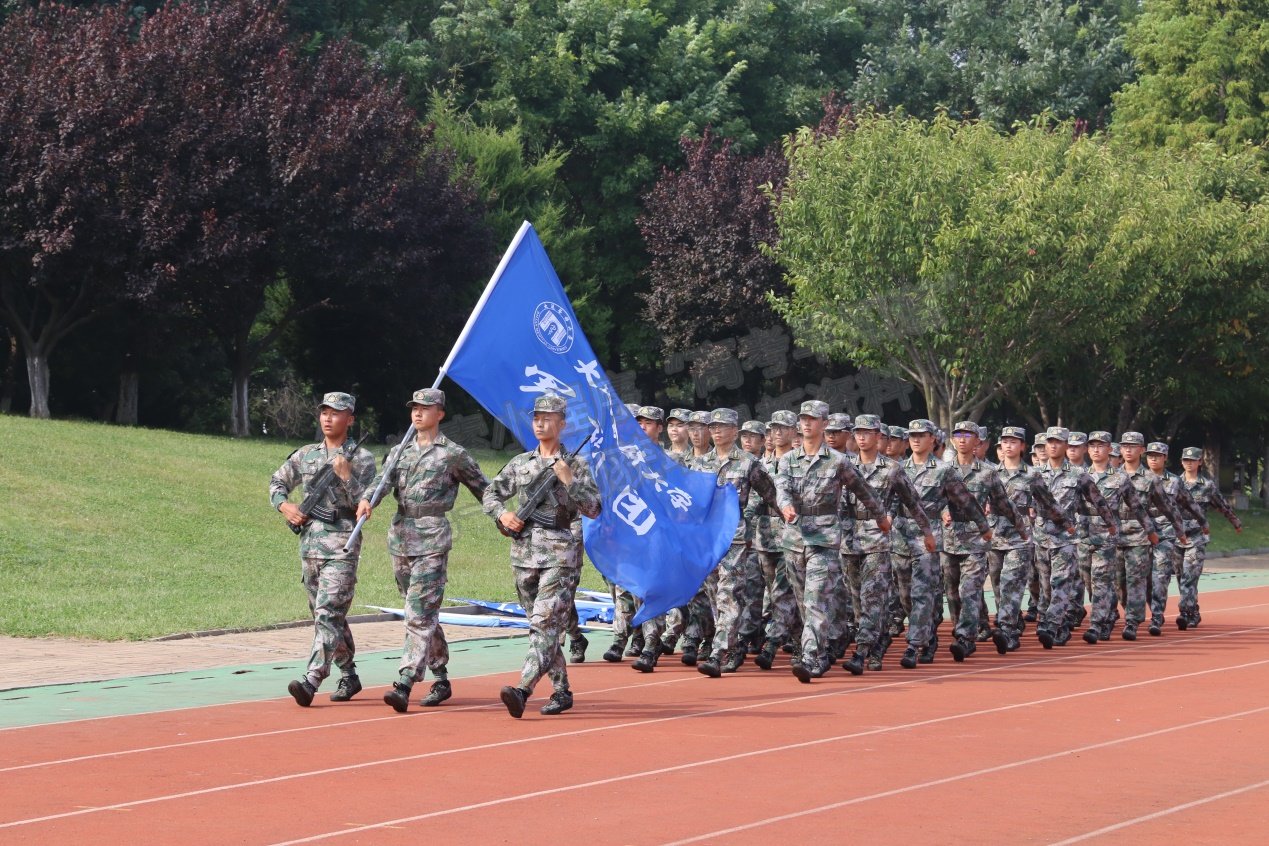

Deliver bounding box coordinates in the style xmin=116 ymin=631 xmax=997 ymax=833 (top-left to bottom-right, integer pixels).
xmin=287 ymin=433 xmax=370 ymax=534
xmin=497 ymin=441 xmax=584 ymax=539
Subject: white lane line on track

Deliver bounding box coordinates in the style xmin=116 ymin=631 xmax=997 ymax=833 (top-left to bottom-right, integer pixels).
xmin=1046 ymin=778 xmax=1269 ymax=845
xmin=5 ymin=646 xmax=1269 ymax=833
xmin=9 ymin=596 xmax=1269 ymax=772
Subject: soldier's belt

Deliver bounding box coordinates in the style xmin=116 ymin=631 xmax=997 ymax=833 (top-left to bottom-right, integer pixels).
xmin=398 ymin=504 xmax=448 ymax=518
xmin=796 ymin=505 xmax=839 ymax=517
xmin=852 ymin=507 xmax=880 ymax=520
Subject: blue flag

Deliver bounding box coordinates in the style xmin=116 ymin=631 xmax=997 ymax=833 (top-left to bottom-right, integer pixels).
xmin=445 ymin=222 xmax=739 ymax=625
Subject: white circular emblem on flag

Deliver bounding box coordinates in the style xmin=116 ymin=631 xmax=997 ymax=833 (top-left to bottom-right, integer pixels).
xmin=533 ymin=301 xmax=575 ymax=353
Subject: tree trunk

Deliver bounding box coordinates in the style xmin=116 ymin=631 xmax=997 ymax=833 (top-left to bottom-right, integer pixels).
xmin=230 ymin=367 xmax=250 ymax=437
xmin=1262 ymin=439 xmax=1269 ymax=507
xmin=0 ymin=332 xmax=15 ymax=414
xmin=1203 ymin=428 xmax=1221 ymax=486
xmin=26 ymin=353 xmax=50 ymax=419
xmin=116 ymin=369 xmax=139 ymax=426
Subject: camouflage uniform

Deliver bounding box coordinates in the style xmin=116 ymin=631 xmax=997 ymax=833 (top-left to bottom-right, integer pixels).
xmin=697 ymin=421 xmax=782 ymax=669
xmin=841 ymin=424 xmax=932 ymax=666
xmin=1115 ymin=444 xmax=1186 ymax=634
xmin=658 ymin=409 xmax=695 ymax=650
xmin=896 ymin=421 xmax=989 ymax=660
xmin=1146 ymin=445 xmax=1208 ymax=630
xmin=1081 ymin=446 xmax=1149 ymax=640
xmin=269 ymin=400 xmax=376 ymax=689
xmin=1035 ymin=433 xmax=1116 ymax=644
xmin=483 ymin=410 xmax=601 ymax=699
xmin=751 ymin=445 xmax=802 ymax=653
xmin=1067 ymin=432 xmax=1093 ymax=619
xmin=990 ymin=444 xmax=1070 ymax=650
xmin=368 ymin=414 xmax=488 ymax=688
xmin=775 ymin=402 xmax=888 ymax=677
xmin=1178 ymin=451 xmax=1242 ymax=627
xmin=681 ymin=411 xmax=721 ymax=659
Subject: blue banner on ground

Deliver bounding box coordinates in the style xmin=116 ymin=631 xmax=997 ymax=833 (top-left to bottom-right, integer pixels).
xmin=445 ymin=222 xmax=739 ymax=625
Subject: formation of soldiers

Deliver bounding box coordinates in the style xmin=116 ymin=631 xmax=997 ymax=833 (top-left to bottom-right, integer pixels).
xmin=271 ymin=391 xmax=1244 ymax=716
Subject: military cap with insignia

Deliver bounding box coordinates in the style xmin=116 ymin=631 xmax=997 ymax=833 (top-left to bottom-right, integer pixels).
xmin=1120 ymin=431 xmax=1145 ymax=446
xmin=798 ymin=400 xmax=830 ymax=419
xmin=406 ymin=388 xmax=445 ymax=407
xmin=318 ymin=391 xmax=355 ymax=412
xmin=852 ymin=414 xmax=883 ymax=430
xmin=635 ymin=405 xmax=665 ymax=422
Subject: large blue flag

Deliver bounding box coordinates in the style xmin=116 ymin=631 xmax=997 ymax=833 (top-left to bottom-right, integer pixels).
xmin=445 ymin=222 xmax=739 ymax=625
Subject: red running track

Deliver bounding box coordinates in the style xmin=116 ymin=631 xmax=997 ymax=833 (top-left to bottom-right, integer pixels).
xmin=3 ymin=587 xmax=1269 ymax=845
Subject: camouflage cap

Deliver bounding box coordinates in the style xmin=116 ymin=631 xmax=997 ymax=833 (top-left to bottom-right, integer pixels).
xmin=1087 ymin=431 xmax=1113 ymax=443
xmin=688 ymin=411 xmax=711 ymax=425
xmin=624 ymin=402 xmax=640 ymax=415
xmin=852 ymin=413 xmax=883 ymax=431
xmin=1045 ymin=426 xmax=1070 ymax=442
xmin=1034 ymin=433 xmax=1047 ymax=446
xmin=318 ymin=391 xmax=355 ymax=412
xmin=667 ymin=408 xmax=693 ymax=423
xmin=708 ymin=408 xmax=739 ymax=426
xmin=977 ymin=425 xmax=990 ymax=441
xmin=634 ymin=405 xmax=665 ymax=422
xmin=1000 ymin=425 xmax=1026 ymax=441
xmin=1120 ymin=431 xmax=1145 ymax=446
xmin=825 ymin=413 xmax=852 ymax=432
xmin=798 ymin=400 xmax=830 ymax=419
xmin=1067 ymin=431 xmax=1088 ymax=446
xmin=770 ymin=410 xmax=797 ymax=428
xmin=740 ymin=420 xmax=767 ymax=436
xmin=1181 ymin=446 xmax=1203 ymax=461
xmin=406 ymin=388 xmax=445 ymax=407
xmin=533 ymin=394 xmax=568 ymax=414
xmin=908 ymin=418 xmax=937 ymax=434
xmin=1146 ymin=441 xmax=1169 ymax=455
xmin=890 ymin=425 xmax=909 ymax=440
xmin=1110 ymin=443 xmax=1122 ymax=457
xmin=952 ymin=420 xmax=979 ymax=435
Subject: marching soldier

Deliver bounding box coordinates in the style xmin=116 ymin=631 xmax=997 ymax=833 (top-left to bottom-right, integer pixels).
xmin=1116 ymin=432 xmax=1187 ymax=640
xmin=630 ymin=406 xmax=681 ymax=672
xmin=357 ymin=389 xmax=488 ymax=712
xmin=485 ymin=394 xmax=601 ymax=718
xmin=751 ymin=410 xmax=804 ymax=668
xmin=1145 ymin=442 xmax=1209 ymax=635
xmin=270 ymin=392 xmax=376 ymax=707
xmin=1178 ymin=446 xmax=1243 ymax=629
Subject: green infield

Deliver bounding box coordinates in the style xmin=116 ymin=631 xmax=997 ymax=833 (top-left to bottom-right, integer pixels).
xmin=0 ymin=416 xmax=608 ymax=640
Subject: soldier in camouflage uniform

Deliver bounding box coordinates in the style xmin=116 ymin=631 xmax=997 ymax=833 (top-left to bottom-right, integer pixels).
xmin=1035 ymin=427 xmax=1118 ymax=647
xmin=990 ymin=427 xmax=1072 ymax=653
xmin=1065 ymin=431 xmax=1092 ymax=630
xmin=738 ymin=419 xmax=772 ymax=654
xmin=751 ymin=410 xmax=804 ymax=668
xmin=1110 ymin=442 xmax=1124 ymax=469
xmin=630 ymin=406 xmax=685 ymax=672
xmin=485 ymin=394 xmax=601 ymax=718
xmin=895 ymin=419 xmax=990 ymax=667
xmin=942 ymin=421 xmax=1027 ymax=661
xmin=889 ymin=425 xmax=910 ymax=460
xmin=1178 ymin=446 xmax=1243 ymax=629
xmin=822 ymin=413 xmax=857 ymax=663
xmin=694 ymin=409 xmax=786 ymax=677
xmin=1079 ymin=431 xmax=1154 ymax=644
xmin=841 ymin=415 xmax=935 ymax=675
xmin=1145 ymin=442 xmax=1210 ymax=636
xmin=270 ymin=392 xmax=377 ymax=707
xmin=356 ymin=389 xmax=488 ymax=712
xmin=676 ymin=410 xmax=721 ymax=663
xmin=1115 ymin=433 xmax=1187 ymax=640
xmin=775 ymin=400 xmax=890 ymax=683
xmin=658 ymin=409 xmax=695 ymax=652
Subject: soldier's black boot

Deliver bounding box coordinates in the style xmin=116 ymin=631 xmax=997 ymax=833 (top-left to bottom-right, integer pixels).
xmin=420 ymin=679 xmax=452 ymax=707
xmin=992 ymin=628 xmax=1010 ymax=655
xmin=1176 ymin=615 xmax=1189 ymax=631
xmin=698 ymin=656 xmax=722 ymax=678
xmin=1037 ymin=627 xmax=1055 ymax=649
xmin=632 ymin=649 xmax=659 ymax=673
xmin=1082 ymin=627 xmax=1100 ymax=645
xmin=755 ymin=641 xmax=778 ymax=670
xmin=603 ymin=639 xmax=626 ymax=663
xmin=680 ymin=640 xmax=699 ymax=666
xmin=723 ymin=650 xmax=744 ymax=673
xmin=918 ymin=635 xmax=938 ymax=665
xmin=950 ymin=638 xmax=975 ymax=662
xmin=1122 ymin=623 xmax=1137 ymax=641
xmin=329 ymin=673 xmax=362 ymax=702
xmin=499 ymin=685 xmax=529 ymax=718
xmin=1053 ymin=626 xmax=1072 ymax=646
xmin=843 ymin=649 xmax=866 ymax=676
xmin=900 ymin=646 xmax=919 ymax=669
xmin=288 ymin=678 xmax=316 ymax=707
xmin=659 ymin=635 xmax=679 ymax=655
xmin=569 ymin=635 xmax=588 ymax=663
xmin=540 ymin=689 xmax=573 ymax=715
xmin=790 ymin=658 xmax=812 ymax=684
xmin=383 ymin=681 xmax=412 ymax=713
xmin=1148 ymin=618 xmax=1163 ymax=637
xmin=626 ymin=633 xmax=645 ymax=657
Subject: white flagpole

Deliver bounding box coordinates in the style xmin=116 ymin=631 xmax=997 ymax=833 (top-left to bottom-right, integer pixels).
xmin=343 ymin=221 xmax=534 ymax=551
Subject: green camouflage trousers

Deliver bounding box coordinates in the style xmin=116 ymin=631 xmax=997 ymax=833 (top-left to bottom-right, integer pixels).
xmin=942 ymin=551 xmax=988 ymax=642
xmin=1149 ymin=539 xmax=1182 ymax=624
xmin=1116 ymin=545 xmax=1153 ymax=626
xmin=987 ymin=547 xmax=1032 ymax=638
xmin=301 ymin=557 xmax=358 ymax=682
xmin=827 ymin=552 xmax=852 ymax=644
xmin=392 ymin=552 xmax=449 ymax=684
xmin=845 ymin=551 xmax=893 ymax=651
xmin=1086 ymin=544 xmax=1118 ymax=634
xmin=610 ymin=582 xmax=638 ymax=645
xmin=894 ymin=526 xmax=942 ymax=648
xmin=1032 ymin=547 xmax=1054 ymax=621
xmin=1177 ymin=544 xmax=1206 ymax=619
xmin=1036 ymin=542 xmax=1079 ymax=632
xmin=786 ymin=546 xmax=844 ymax=665
xmin=711 ymin=546 xmax=763 ymax=659
xmin=514 ymin=565 xmax=581 ymax=694
xmin=754 ymin=549 xmax=801 ymax=646
xmin=1074 ymin=540 xmax=1093 ymax=616
xmin=678 ymin=568 xmax=719 ymax=650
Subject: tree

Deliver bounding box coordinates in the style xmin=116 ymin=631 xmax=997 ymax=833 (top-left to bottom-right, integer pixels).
xmin=1112 ymin=0 xmax=1269 ymax=150
xmin=639 ymin=130 xmax=788 ymax=351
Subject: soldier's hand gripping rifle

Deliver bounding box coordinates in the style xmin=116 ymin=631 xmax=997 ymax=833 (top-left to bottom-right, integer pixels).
xmin=288 ymin=433 xmax=370 ymax=535
xmin=497 ymin=441 xmax=584 ymax=540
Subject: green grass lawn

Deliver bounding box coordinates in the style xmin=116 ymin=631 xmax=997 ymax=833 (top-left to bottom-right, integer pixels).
xmin=0 ymin=416 xmax=608 ymax=640
xmin=1207 ymin=499 xmax=1269 ymax=552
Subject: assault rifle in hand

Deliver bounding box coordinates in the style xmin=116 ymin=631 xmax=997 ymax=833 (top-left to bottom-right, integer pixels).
xmin=497 ymin=441 xmax=583 ymax=539
xmin=288 ymin=433 xmax=370 ymax=535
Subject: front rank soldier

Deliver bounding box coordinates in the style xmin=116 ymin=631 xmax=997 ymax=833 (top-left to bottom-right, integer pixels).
xmin=823 ymin=413 xmax=857 ymax=660
xmin=750 ymin=410 xmax=803 ymax=668
xmin=666 ymin=408 xmax=694 ymax=463
xmin=1066 ymin=431 xmax=1092 ymax=629
xmin=1116 ymin=433 xmax=1187 ymax=640
xmin=357 ymin=389 xmax=489 ymax=712
xmin=485 ymin=394 xmax=601 ymax=718
xmin=1145 ymin=442 xmax=1209 ymax=636
xmin=679 ymin=410 xmax=723 ymax=663
xmin=1178 ymin=446 xmax=1243 ymax=629
xmin=270 ymin=392 xmax=377 ymax=707
xmin=776 ymin=400 xmax=891 ymax=683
